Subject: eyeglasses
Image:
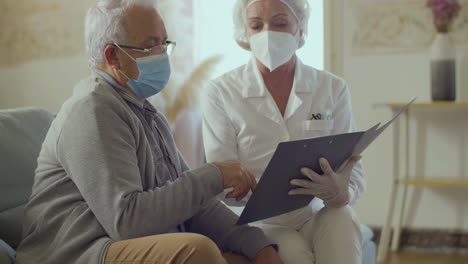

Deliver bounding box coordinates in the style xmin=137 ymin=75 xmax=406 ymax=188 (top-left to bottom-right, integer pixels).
xmin=113 ymin=40 xmax=176 ymax=56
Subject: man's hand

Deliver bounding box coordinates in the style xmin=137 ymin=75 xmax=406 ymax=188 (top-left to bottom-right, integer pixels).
xmin=252 ymin=246 xmax=283 ymax=264
xmin=289 ymin=156 xmax=361 ymax=208
xmin=212 ymin=161 xmax=257 ymax=201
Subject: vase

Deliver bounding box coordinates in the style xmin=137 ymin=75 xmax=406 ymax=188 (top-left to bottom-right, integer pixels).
xmin=430 ymin=33 xmax=456 ymax=101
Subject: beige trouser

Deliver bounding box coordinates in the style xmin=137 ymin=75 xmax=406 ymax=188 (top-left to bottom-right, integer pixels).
xmin=229 ymin=205 xmax=363 ymax=264
xmin=261 ymin=206 xmax=362 ymax=264
xmin=104 ymin=233 xmax=251 ymax=264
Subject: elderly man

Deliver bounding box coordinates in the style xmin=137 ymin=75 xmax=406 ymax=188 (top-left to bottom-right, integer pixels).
xmin=15 ymin=1 xmax=282 ymax=263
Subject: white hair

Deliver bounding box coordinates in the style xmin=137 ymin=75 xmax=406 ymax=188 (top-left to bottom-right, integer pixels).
xmin=85 ymin=0 xmax=157 ymax=67
xmin=233 ymin=0 xmax=310 ymax=50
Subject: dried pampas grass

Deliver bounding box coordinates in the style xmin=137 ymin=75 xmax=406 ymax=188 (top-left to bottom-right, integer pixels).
xmin=165 ymin=55 xmax=223 ymax=122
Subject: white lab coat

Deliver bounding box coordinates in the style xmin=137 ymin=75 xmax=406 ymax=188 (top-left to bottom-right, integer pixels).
xmin=202 ymin=57 xmax=366 ymax=229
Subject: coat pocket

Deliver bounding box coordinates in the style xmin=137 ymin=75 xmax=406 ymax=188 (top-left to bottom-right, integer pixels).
xmin=302 ymin=120 xmax=334 ymax=131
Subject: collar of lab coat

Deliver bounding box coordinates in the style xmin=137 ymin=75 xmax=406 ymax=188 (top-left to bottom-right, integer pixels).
xmin=241 ymin=56 xmax=313 ymax=99
xmin=240 ymin=56 xmax=316 ymax=123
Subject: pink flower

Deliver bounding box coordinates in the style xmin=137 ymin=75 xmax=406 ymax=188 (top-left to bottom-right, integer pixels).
xmin=427 ymin=0 xmax=462 ymax=32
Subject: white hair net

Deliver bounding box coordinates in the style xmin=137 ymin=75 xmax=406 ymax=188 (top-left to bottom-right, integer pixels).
xmin=233 ymin=0 xmax=310 ymax=50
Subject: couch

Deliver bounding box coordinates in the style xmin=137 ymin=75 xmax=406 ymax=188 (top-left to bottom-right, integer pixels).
xmin=0 ymin=107 xmax=376 ymax=264
xmin=0 ymin=108 xmax=54 ymax=264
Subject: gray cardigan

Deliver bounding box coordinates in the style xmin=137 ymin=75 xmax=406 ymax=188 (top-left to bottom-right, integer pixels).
xmin=15 ymin=74 xmax=273 ymax=264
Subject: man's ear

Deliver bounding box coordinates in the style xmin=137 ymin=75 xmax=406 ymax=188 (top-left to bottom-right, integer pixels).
xmin=104 ymin=45 xmax=119 ymax=68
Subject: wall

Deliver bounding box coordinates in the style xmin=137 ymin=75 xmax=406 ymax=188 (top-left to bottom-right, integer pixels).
xmin=336 ymin=0 xmax=468 ymax=231
xmin=0 ymin=55 xmax=90 ymax=112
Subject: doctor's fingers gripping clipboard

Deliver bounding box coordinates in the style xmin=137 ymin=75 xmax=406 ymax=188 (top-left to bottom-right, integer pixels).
xmin=237 ymin=132 xmax=364 ymax=225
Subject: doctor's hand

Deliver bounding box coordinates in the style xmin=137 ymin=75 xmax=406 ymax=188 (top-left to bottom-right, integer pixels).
xmin=288 ymin=156 xmax=361 ymax=208
xmin=212 ymin=161 xmax=257 ymax=201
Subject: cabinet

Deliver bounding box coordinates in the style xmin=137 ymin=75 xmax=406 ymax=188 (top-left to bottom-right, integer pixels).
xmin=376 ymin=102 xmax=468 ymax=262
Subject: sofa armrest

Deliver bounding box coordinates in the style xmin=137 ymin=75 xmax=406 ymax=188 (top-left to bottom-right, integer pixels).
xmin=0 ymin=239 xmax=14 ymax=264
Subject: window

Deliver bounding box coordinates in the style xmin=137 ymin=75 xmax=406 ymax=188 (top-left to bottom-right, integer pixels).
xmin=194 ymin=0 xmax=324 ymax=78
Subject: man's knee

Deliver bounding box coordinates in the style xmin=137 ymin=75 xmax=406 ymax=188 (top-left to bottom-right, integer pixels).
xmin=183 ymin=233 xmax=226 ymax=263
xmin=185 ymin=233 xmax=218 ymax=252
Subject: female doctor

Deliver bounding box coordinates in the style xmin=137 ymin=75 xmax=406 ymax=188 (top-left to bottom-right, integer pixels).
xmin=202 ymin=0 xmax=366 ymax=263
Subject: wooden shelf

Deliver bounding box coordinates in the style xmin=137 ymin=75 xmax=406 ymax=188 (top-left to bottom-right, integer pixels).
xmin=398 ymin=177 xmax=468 ymax=187
xmin=386 ymin=102 xmax=468 ymax=109
xmin=378 ymin=101 xmax=468 ymax=261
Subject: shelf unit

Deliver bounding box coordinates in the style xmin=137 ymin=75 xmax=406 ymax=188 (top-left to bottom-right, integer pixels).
xmin=376 ymin=102 xmax=468 ymax=263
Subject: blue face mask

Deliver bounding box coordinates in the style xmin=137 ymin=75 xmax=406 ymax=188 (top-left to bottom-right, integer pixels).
xmin=118 ymin=52 xmax=171 ymax=98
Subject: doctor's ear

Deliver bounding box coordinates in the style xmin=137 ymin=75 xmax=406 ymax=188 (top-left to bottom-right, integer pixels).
xmin=104 ymin=45 xmax=119 ymax=68
xmin=294 ymin=29 xmax=303 ymax=44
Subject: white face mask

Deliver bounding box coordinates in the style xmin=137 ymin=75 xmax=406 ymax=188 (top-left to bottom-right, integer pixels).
xmin=249 ymin=30 xmax=298 ymax=72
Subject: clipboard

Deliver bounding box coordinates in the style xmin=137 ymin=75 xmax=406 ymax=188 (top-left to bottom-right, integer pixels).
xmin=236 ymin=98 xmax=416 ymax=225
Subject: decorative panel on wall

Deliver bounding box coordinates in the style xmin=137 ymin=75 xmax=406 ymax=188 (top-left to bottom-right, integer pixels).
xmin=350 ymin=0 xmax=468 ymax=54
xmin=0 ymin=1 xmax=94 ymax=67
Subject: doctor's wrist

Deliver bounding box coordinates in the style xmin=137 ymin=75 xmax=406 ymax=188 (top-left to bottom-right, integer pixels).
xmin=324 ymin=189 xmax=349 ymax=208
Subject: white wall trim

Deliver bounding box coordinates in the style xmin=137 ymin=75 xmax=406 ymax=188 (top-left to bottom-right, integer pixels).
xmin=324 ymin=0 xmax=344 ymax=76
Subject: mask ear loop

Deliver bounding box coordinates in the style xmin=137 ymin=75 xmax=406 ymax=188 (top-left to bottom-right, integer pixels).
xmin=116 ymin=69 xmax=132 ymax=81
xmin=293 ymin=24 xmax=301 ymax=44
xmin=112 ymin=43 xmax=136 ymax=81
xmin=113 ymin=43 xmax=137 ymax=62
